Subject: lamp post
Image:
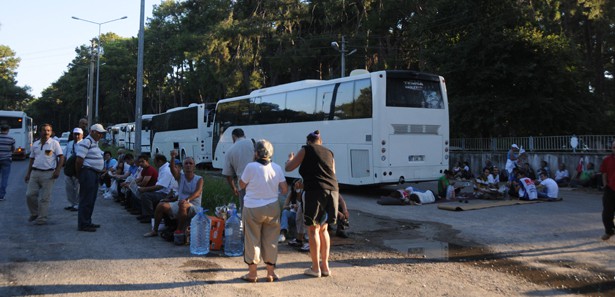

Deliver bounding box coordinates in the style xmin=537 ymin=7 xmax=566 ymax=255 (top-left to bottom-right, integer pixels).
xmin=72 ymin=15 xmax=127 ymax=123
xmin=331 ymin=36 xmax=357 ymax=78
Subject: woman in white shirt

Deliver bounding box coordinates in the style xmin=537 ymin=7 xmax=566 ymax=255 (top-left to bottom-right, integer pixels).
xmin=239 ymin=139 xmax=288 ymax=283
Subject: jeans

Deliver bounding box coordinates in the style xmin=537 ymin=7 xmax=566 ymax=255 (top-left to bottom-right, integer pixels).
xmin=65 ymin=175 xmax=80 ymax=207
xmin=0 ymin=158 xmax=11 ymax=198
xmin=280 ymin=209 xmax=296 ymax=232
xmin=78 ymin=168 xmax=99 ymax=228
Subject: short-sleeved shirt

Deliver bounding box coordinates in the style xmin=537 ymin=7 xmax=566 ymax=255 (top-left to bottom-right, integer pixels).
xmin=30 ymin=138 xmax=63 ymax=170
xmin=104 ymin=158 xmax=118 ymax=170
xmin=64 ymin=140 xmax=81 ymax=157
xmin=0 ymin=133 xmax=15 ymax=160
xmin=241 ymin=161 xmax=286 ymax=208
xmin=222 ymin=138 xmax=254 ymax=179
xmin=140 ymin=165 xmax=158 ymax=187
xmin=154 ymin=162 xmax=173 ymax=194
xmin=76 ymin=136 xmax=104 ymax=171
xmin=600 ymin=154 xmax=615 ymax=190
xmin=539 ymin=178 xmax=559 ymax=198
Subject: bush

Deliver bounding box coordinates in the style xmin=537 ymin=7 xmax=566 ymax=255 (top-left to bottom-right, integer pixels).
xmin=197 ymin=170 xmax=237 ymax=215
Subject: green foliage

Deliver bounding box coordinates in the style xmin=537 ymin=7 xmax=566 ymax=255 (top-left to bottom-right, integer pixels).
xmin=8 ymin=0 xmax=615 ymax=136
xmin=197 ymin=170 xmax=237 ymax=214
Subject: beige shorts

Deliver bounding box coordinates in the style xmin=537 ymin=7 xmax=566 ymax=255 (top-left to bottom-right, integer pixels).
xmin=169 ymin=201 xmax=197 ymax=219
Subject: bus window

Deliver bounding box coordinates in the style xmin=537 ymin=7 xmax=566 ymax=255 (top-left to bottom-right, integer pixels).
xmin=286 ymin=88 xmax=316 ymax=122
xmin=0 ymin=116 xmax=24 ymax=129
xmin=316 ymin=84 xmax=335 ymax=120
xmin=386 ymin=78 xmax=444 ymax=109
xmin=333 ymin=81 xmax=355 ymax=119
xmin=354 ymin=79 xmax=372 ymax=118
xmin=254 ymin=93 xmax=285 ymax=124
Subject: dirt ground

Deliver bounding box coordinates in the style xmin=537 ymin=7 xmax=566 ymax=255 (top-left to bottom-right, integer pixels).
xmin=1 ymin=161 xmax=613 ymax=296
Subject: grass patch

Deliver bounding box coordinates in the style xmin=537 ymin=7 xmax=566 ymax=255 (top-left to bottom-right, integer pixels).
xmin=196 ymin=170 xmax=237 ymax=215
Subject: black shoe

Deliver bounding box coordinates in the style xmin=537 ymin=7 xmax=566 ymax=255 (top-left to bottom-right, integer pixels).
xmin=88 ymin=224 xmax=101 ymax=228
xmin=78 ymin=226 xmax=97 ymax=232
xmin=64 ymin=206 xmax=74 ymax=210
xmin=28 ymin=215 xmax=38 ymax=222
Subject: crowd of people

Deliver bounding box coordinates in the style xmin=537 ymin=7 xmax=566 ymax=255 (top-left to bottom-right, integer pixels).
xmin=17 ymin=121 xmax=350 ymax=283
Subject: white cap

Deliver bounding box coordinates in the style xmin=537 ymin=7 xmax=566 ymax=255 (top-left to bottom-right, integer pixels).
xmin=72 ymin=128 xmax=83 ymax=134
xmin=511 ymin=144 xmax=519 ymax=149
xmin=90 ymin=124 xmax=106 ymax=133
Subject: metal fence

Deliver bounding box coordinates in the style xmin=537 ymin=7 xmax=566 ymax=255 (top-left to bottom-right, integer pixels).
xmin=450 ymin=135 xmax=615 ymax=153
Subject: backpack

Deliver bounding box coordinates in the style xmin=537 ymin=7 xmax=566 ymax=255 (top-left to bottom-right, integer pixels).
xmin=64 ymin=142 xmax=77 ymax=177
xmin=63 ymin=139 xmax=92 ymax=177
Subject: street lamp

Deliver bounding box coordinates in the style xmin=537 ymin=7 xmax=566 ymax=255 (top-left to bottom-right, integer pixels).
xmin=72 ymin=15 xmax=127 ymax=123
xmin=331 ymin=36 xmax=357 ymax=78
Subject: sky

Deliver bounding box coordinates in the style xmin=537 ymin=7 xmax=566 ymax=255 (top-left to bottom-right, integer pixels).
xmin=0 ymin=0 xmax=158 ymax=98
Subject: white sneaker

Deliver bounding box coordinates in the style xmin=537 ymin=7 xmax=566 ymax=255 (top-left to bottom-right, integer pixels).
xmin=300 ymin=242 xmax=310 ymax=252
xmin=278 ymin=234 xmax=286 ymax=243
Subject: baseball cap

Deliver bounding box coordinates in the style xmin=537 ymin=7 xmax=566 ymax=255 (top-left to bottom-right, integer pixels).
xmin=72 ymin=128 xmax=83 ymax=134
xmin=511 ymin=144 xmax=519 ymax=149
xmin=90 ymin=124 xmax=106 ymax=133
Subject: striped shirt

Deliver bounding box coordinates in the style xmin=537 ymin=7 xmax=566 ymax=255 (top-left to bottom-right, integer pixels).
xmin=76 ymin=135 xmax=104 ymax=171
xmin=0 ymin=133 xmax=15 ymax=160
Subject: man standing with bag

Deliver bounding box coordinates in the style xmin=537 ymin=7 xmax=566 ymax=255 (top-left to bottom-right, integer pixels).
xmin=0 ymin=124 xmax=15 ymax=201
xmin=25 ymin=124 xmax=64 ymax=225
xmin=75 ymin=124 xmax=106 ymax=232
xmin=63 ymin=128 xmax=83 ymax=211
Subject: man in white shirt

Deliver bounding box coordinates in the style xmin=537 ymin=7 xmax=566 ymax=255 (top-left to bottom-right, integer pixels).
xmin=25 ymin=124 xmax=64 ymax=225
xmin=138 ymin=154 xmax=174 ymax=224
xmin=537 ymin=171 xmax=559 ymax=199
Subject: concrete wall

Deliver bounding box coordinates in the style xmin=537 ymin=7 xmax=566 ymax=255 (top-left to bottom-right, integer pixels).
xmin=450 ymin=151 xmax=606 ymax=177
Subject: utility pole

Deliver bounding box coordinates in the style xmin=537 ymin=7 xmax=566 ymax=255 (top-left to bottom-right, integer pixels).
xmin=331 ymin=36 xmax=357 ymax=78
xmin=134 ymin=0 xmax=145 ymax=156
xmin=87 ymin=40 xmax=96 ymax=126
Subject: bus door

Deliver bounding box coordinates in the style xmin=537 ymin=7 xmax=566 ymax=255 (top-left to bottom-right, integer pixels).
xmin=348 ymin=145 xmax=372 ymax=184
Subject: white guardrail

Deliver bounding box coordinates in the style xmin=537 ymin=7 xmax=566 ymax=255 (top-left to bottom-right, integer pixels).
xmin=450 ymin=135 xmax=615 ymax=153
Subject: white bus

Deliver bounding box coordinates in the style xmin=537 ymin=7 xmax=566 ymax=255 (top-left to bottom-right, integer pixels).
xmin=126 ymin=114 xmax=156 ymax=154
xmin=151 ymin=103 xmax=215 ymax=165
xmin=0 ymin=110 xmax=33 ymax=159
xmin=109 ymin=123 xmax=130 ymax=148
xmin=212 ymin=70 xmax=450 ymax=185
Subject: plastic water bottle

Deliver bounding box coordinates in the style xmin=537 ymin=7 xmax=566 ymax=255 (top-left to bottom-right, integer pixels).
xmin=190 ymin=209 xmax=211 ymax=255
xmin=224 ymin=209 xmax=244 ymax=257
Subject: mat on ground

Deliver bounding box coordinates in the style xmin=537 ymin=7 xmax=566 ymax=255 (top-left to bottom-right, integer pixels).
xmin=438 ymin=197 xmax=562 ymax=211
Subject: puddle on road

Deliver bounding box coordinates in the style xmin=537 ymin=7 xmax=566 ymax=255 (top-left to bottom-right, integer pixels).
xmin=347 ymin=209 xmax=615 ymax=296
xmin=383 ymin=239 xmax=449 ymax=261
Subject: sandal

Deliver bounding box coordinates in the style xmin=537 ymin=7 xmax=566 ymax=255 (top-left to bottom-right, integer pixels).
xmin=241 ymin=274 xmax=258 ymax=283
xmin=265 ymin=274 xmax=280 ymax=282
xmin=304 ymin=268 xmax=321 ymax=278
xmin=143 ymin=231 xmax=158 ymax=237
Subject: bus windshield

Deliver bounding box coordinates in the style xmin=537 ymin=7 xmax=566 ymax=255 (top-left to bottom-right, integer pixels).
xmin=0 ymin=116 xmax=24 ymax=129
xmin=386 ymin=77 xmax=444 ymax=109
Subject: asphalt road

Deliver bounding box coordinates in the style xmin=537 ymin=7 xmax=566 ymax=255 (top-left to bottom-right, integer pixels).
xmin=0 ymin=160 xmax=613 ymax=296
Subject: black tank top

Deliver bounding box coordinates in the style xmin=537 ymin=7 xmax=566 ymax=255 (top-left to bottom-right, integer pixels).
xmin=299 ymin=144 xmax=339 ymax=191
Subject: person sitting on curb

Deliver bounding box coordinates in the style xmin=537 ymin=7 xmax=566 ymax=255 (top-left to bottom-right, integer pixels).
xmin=144 ymin=152 xmax=203 ymax=238
xmin=536 ymin=171 xmax=559 ymax=200
xmin=279 ymin=178 xmax=302 ymax=243
xmin=137 ymin=154 xmax=174 ymax=224
xmin=554 ymin=163 xmax=570 ymax=187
